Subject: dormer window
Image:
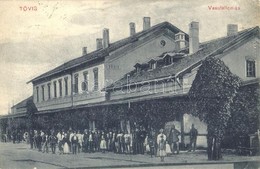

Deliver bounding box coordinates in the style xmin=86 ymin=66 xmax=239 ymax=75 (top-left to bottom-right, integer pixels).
xmin=134 ymin=63 xmax=142 ymax=73
xmin=149 ymin=59 xmax=157 ymax=70
xmin=175 ymin=32 xmax=186 ymax=50
xmin=164 ymin=55 xmax=172 ymax=65
xmin=175 ymin=32 xmax=185 ymax=41
xmin=136 ymin=67 xmax=141 ymax=73
xmin=151 ymin=62 xmax=157 ymax=69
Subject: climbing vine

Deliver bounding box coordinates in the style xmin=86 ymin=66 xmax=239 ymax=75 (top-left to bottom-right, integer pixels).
xmin=189 ymin=57 xmax=241 ymax=160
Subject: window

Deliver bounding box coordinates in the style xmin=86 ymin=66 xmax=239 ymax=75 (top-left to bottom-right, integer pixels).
xmin=246 ymin=59 xmax=256 ymax=77
xmin=58 ymin=79 xmax=62 ymax=97
xmin=160 ymin=40 xmax=166 ymax=47
xmin=93 ymin=68 xmax=98 ymax=91
xmin=74 ymin=74 xmax=79 ymax=94
xmin=36 ymin=86 xmax=39 ymax=102
xmin=47 ymin=83 xmax=51 ymax=100
xmin=136 ymin=67 xmax=141 ymax=73
xmin=164 ymin=56 xmax=172 ymax=65
xmin=41 ymin=85 xmax=45 ymax=101
xmin=53 ymin=81 xmax=57 ymax=98
xmin=82 ymin=71 xmax=88 ymax=92
xmin=134 ymin=63 xmax=142 ymax=73
xmin=64 ymin=77 xmax=68 ymax=96
xmin=149 ymin=62 xmax=157 ymax=70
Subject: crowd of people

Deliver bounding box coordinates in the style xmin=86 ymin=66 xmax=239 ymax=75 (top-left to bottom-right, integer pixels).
xmin=5 ymin=124 xmax=198 ymax=162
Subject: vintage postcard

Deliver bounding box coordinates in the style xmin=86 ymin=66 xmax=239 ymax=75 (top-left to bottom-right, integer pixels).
xmin=0 ymin=0 xmax=259 ymax=168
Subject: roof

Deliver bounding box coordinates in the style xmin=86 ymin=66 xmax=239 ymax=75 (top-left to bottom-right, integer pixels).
xmin=107 ymin=26 xmax=260 ymax=90
xmin=29 ymin=21 xmax=188 ymax=84
xmin=11 ymin=96 xmax=33 ymax=109
xmin=241 ymin=78 xmax=260 ymax=86
xmin=35 ymin=91 xmax=188 ymax=116
xmin=0 ymin=113 xmax=27 ymax=119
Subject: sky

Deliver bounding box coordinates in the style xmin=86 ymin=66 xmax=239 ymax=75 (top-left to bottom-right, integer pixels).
xmin=0 ymin=0 xmax=259 ymax=115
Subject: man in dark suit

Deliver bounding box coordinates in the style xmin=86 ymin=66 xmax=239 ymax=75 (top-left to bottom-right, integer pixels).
xmin=139 ymin=126 xmax=147 ymax=154
xmin=71 ymin=132 xmax=79 ymax=155
xmin=42 ymin=132 xmax=49 ymax=153
xmin=188 ymin=124 xmax=198 ymax=152
xmin=49 ymin=132 xmax=57 ymax=154
xmin=168 ymin=125 xmax=180 ymax=154
xmin=29 ymin=130 xmax=34 ymax=149
xmin=83 ymin=129 xmax=89 ymax=153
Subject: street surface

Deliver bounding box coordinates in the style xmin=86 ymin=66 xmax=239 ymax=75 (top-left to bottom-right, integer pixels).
xmin=0 ymin=142 xmax=259 ymax=169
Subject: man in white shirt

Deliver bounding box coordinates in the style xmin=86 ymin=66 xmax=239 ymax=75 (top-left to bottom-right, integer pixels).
xmin=56 ymin=131 xmax=64 ymax=154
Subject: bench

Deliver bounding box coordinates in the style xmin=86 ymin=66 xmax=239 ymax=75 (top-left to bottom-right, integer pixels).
xmin=237 ymin=146 xmax=258 ymax=156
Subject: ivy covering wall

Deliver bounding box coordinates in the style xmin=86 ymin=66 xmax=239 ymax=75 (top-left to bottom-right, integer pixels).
xmin=227 ymin=82 xmax=260 ymax=146
xmin=189 ymin=57 xmax=241 ymax=160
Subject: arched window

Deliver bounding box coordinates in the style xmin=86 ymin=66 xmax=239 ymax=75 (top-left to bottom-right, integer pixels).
xmin=82 ymin=71 xmax=89 ymax=92
xmin=73 ymin=74 xmax=79 ymax=94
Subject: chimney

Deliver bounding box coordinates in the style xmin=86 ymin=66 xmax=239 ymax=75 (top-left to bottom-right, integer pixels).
xmin=143 ymin=17 xmax=151 ymax=30
xmin=103 ymin=28 xmax=110 ymax=48
xmin=129 ymin=22 xmax=136 ymax=36
xmin=227 ymin=24 xmax=238 ymax=36
xmin=96 ymin=38 xmax=103 ymax=50
xmin=175 ymin=32 xmax=186 ymax=51
xmin=189 ymin=21 xmax=199 ymax=54
xmin=82 ymin=47 xmax=87 ymax=55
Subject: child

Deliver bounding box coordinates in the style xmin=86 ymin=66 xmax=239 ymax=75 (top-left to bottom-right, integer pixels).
xmin=158 ymin=135 xmax=166 ymax=162
xmin=148 ymin=134 xmax=156 ymax=158
xmin=165 ymin=141 xmax=172 ymax=156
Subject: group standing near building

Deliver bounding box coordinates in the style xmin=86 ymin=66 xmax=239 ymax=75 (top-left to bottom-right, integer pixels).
xmin=5 ymin=124 xmax=198 ymax=161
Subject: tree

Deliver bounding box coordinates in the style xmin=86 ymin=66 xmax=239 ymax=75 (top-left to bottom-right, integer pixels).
xmin=26 ymin=98 xmax=38 ymax=131
xmin=228 ymin=83 xmax=260 ymax=147
xmin=189 ymin=57 xmax=241 ymax=160
xmin=0 ymin=118 xmax=8 ymax=134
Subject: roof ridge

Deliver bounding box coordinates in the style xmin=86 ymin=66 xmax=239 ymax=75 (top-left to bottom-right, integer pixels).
xmin=107 ymin=21 xmax=172 ymax=48
xmin=175 ymin=26 xmax=258 ymax=77
xmin=107 ymin=26 xmax=259 ymax=90
xmin=29 ymin=21 xmax=184 ymax=83
xmin=200 ymin=27 xmax=256 ymax=45
xmin=11 ymin=96 xmax=33 ymax=108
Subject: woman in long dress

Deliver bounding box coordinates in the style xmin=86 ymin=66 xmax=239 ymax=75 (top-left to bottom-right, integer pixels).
xmin=157 ymin=129 xmax=166 ymax=162
xmin=63 ymin=133 xmax=70 ymax=154
xmin=100 ymin=132 xmax=107 ymax=153
xmin=158 ymin=135 xmax=166 ymax=162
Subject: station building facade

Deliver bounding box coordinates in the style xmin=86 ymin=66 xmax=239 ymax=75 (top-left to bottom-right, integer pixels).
xmin=1 ymin=18 xmax=259 ymax=148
